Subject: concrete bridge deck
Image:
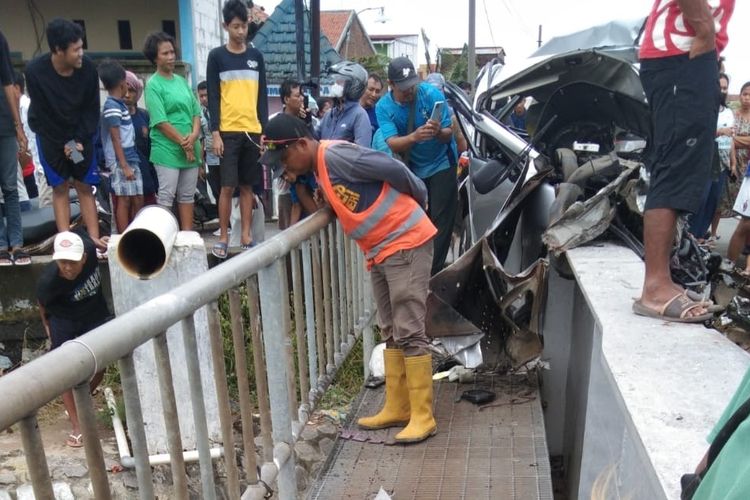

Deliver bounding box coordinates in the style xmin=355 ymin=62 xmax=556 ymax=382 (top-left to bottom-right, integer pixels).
xmin=310 ymin=373 xmax=554 ymax=500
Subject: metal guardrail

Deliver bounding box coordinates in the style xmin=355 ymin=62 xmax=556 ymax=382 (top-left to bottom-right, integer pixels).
xmin=0 ymin=208 xmax=376 ymax=500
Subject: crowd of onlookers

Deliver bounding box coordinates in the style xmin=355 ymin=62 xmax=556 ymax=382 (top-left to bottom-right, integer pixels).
xmin=686 ymin=70 xmax=750 ymax=275
xmin=0 ymin=0 xmax=474 ymax=445
xmin=0 ymin=7 xmax=476 ymax=272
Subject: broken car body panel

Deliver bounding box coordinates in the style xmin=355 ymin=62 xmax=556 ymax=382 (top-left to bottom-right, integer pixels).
xmin=427 ymin=20 xmax=651 ymax=368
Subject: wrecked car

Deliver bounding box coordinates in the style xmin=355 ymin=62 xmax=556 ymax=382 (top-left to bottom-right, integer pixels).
xmin=426 ymin=19 xmax=663 ymax=368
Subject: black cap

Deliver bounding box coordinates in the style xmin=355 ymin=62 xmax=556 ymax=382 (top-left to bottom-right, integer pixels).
xmin=387 ymin=57 xmax=420 ymax=91
xmin=260 ymin=114 xmax=311 ymax=177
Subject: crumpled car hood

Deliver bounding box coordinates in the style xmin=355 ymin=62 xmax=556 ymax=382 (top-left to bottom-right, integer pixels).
xmin=427 ymin=173 xmax=551 ymax=368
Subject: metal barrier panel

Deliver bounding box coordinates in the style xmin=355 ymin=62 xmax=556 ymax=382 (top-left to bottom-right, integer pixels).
xmin=153 ymin=332 xmax=189 ymax=496
xmin=257 ymin=260 xmax=297 ymax=500
xmin=0 ymin=209 xmax=377 ymax=499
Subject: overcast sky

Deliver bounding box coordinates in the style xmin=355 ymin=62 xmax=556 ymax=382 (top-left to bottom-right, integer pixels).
xmin=259 ymin=0 xmax=749 ymax=93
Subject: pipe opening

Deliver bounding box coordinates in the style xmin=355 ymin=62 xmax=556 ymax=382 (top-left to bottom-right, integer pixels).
xmin=118 ymin=229 xmax=168 ymax=279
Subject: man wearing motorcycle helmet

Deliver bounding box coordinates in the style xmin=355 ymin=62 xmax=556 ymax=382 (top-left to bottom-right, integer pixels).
xmin=317 ymin=60 xmax=372 ymax=147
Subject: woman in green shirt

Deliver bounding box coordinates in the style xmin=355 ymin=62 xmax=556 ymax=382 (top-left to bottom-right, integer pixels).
xmin=143 ymin=32 xmax=201 ymax=230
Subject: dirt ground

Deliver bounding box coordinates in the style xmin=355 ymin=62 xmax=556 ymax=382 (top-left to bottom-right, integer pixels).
xmin=0 ymin=392 xmax=123 ymax=490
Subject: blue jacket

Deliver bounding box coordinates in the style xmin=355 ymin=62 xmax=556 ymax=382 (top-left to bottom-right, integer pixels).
xmin=317 ymin=100 xmax=372 ymax=147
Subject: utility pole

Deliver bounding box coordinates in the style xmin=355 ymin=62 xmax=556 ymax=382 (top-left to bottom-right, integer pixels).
xmin=295 ymin=0 xmax=305 ymax=81
xmin=468 ymin=0 xmax=476 ymax=85
xmin=537 ymin=24 xmax=543 ymax=48
xmin=311 ymin=0 xmax=320 ymax=96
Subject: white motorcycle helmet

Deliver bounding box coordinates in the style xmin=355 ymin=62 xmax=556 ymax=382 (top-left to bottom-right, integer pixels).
xmin=327 ymin=60 xmax=368 ymax=102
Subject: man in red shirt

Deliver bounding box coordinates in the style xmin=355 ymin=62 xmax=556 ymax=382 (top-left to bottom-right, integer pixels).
xmin=633 ymin=0 xmax=734 ymax=323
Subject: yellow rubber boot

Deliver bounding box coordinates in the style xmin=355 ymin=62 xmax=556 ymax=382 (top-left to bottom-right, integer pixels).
xmin=357 ymin=349 xmax=411 ymax=429
xmin=395 ymin=354 xmax=437 ymax=443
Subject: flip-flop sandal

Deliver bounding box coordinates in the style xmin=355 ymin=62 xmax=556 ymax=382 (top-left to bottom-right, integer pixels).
xmin=633 ymin=293 xmax=713 ymax=323
xmin=0 ymin=250 xmax=13 ymax=266
xmin=683 ymin=290 xmax=723 ymax=313
xmin=240 ymin=242 xmax=256 ymax=251
xmin=12 ymin=250 xmax=31 ymax=266
xmin=66 ymin=433 xmax=83 ymax=448
xmin=212 ymin=242 xmax=228 ymax=259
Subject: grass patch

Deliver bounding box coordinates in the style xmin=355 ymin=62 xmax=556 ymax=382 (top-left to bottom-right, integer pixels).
xmin=319 ymin=337 xmax=364 ymax=411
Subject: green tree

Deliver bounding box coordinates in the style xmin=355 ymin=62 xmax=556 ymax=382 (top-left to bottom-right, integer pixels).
xmin=446 ymin=44 xmax=469 ymax=84
xmin=356 ymin=53 xmax=391 ymax=78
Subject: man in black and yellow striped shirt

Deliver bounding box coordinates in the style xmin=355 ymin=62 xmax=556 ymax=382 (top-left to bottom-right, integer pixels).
xmin=206 ymin=0 xmax=268 ymax=257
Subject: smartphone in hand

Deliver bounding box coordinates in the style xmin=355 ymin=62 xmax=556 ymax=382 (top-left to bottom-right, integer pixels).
xmin=65 ymin=140 xmax=84 ymax=164
xmin=430 ymin=101 xmax=445 ymax=123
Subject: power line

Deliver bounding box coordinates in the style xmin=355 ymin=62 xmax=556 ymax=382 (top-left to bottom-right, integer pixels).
xmin=502 ymin=0 xmax=535 ymax=37
xmin=483 ymin=0 xmax=497 ymax=48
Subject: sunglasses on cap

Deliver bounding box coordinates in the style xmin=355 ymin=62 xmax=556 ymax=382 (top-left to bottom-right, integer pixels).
xmin=260 ymin=136 xmax=300 ymax=151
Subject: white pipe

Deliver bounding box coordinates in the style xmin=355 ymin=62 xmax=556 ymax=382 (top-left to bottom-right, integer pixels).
xmin=105 ymin=387 xmax=130 ymax=462
xmin=116 ymin=205 xmax=179 ymax=280
xmin=105 ymin=387 xmax=224 ymax=468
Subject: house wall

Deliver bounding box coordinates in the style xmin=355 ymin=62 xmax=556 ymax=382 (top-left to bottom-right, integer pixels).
xmin=0 ymin=0 xmax=179 ymax=60
xmin=0 ymin=0 xmax=224 ymax=87
xmin=372 ymin=35 xmax=418 ymax=65
xmin=338 ymin=19 xmax=375 ymax=61
xmin=190 ymin=0 xmax=224 ymax=84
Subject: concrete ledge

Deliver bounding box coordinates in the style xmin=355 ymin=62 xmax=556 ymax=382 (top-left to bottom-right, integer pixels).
xmin=554 ymin=243 xmax=749 ymax=499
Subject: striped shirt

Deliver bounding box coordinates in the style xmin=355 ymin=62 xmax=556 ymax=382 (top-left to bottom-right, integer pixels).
xmin=101 ymin=96 xmax=139 ymax=169
xmin=206 ymin=45 xmax=268 ymax=133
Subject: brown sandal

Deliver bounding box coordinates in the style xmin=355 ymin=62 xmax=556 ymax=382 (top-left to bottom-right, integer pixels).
xmin=66 ymin=433 xmax=83 ymax=448
xmin=633 ymin=293 xmax=713 ymax=323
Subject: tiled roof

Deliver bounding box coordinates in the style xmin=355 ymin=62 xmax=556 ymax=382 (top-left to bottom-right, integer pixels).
xmin=252 ymin=0 xmax=342 ymax=84
xmin=320 ymin=10 xmax=353 ymax=50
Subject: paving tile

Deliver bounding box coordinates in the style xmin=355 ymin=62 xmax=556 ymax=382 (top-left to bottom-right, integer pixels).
xmin=309 ymin=374 xmax=553 ymax=499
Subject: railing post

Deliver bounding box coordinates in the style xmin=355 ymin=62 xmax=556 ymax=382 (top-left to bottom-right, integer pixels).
xmin=19 ymin=414 xmax=54 ymax=500
xmin=311 ymin=234 xmax=326 ymax=378
xmin=291 ymin=248 xmax=310 ymax=410
xmin=344 ymin=235 xmax=354 ymax=338
xmin=118 ymin=354 xmax=155 ymax=498
xmin=152 ymin=333 xmax=189 ymax=497
xmin=350 ymin=239 xmax=360 ymax=330
xmin=247 ymin=275 xmax=274 ymax=462
xmin=357 ymin=250 xmax=366 ymax=324
xmin=258 ymin=260 xmax=298 ymax=499
xmin=181 ymin=315 xmax=217 ymax=500
xmin=206 ymin=301 xmax=241 ymax=497
xmin=301 ymin=241 xmax=319 ymax=398
xmin=363 ymin=255 xmax=372 ymax=317
xmin=72 ymin=382 xmax=112 ymax=499
xmin=321 ymin=228 xmax=334 ymax=374
xmin=336 ymin=223 xmax=348 ymax=349
xmin=329 ymin=224 xmax=342 ymax=365
xmin=228 ymin=288 xmax=259 ymax=482
xmin=278 ymin=258 xmax=299 ymax=431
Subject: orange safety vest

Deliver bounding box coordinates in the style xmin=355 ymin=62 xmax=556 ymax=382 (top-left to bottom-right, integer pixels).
xmin=316 ymin=140 xmax=437 ymax=268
